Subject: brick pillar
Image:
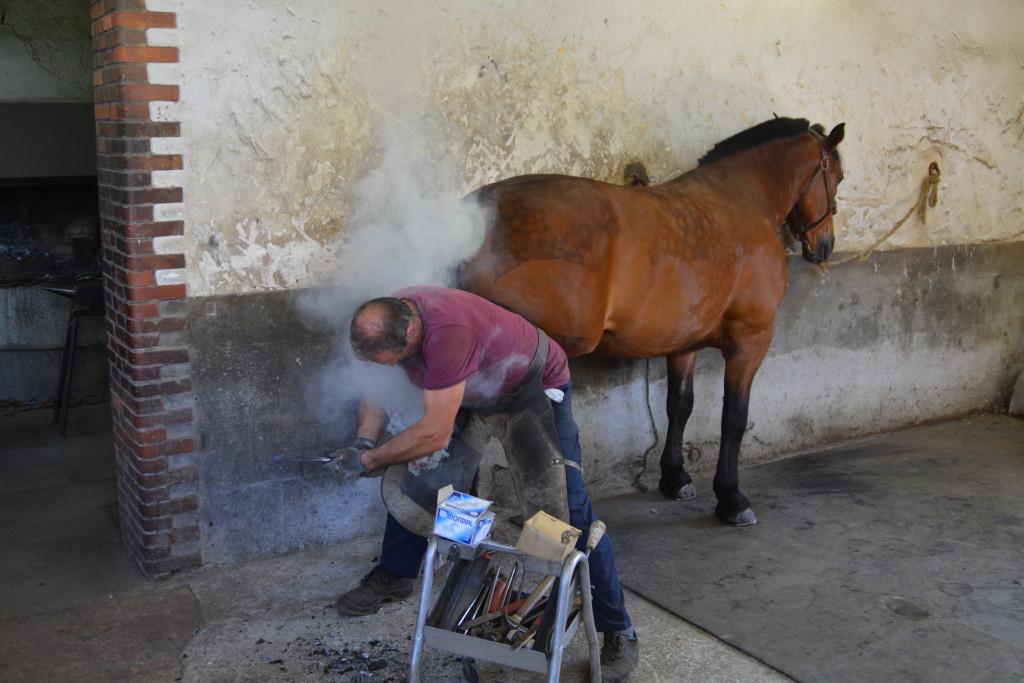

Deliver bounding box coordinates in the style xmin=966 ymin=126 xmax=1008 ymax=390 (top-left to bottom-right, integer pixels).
xmin=92 ymin=0 xmax=200 ymax=578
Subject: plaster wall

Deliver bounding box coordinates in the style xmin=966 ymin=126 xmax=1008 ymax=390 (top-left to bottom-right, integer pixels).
xmin=0 ymin=0 xmax=92 ymax=103
xmin=138 ymin=0 xmax=1024 ymax=563
xmin=148 ymin=0 xmax=1024 ymax=297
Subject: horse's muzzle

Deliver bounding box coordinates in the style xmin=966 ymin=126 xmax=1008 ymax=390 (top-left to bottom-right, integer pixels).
xmin=801 ymin=231 xmax=834 ymax=264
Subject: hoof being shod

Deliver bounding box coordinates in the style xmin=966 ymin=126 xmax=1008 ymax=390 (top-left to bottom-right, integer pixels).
xmin=723 ymin=508 xmax=757 ymax=526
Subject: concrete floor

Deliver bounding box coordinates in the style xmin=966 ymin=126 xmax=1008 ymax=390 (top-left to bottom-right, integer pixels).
xmin=0 ymin=403 xmax=786 ymax=682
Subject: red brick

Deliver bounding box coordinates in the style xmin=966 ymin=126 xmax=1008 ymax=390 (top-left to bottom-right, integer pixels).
xmin=127 ymin=408 xmax=193 ymax=431
xmin=118 ymin=186 xmax=183 ymax=205
xmin=133 ymin=378 xmax=192 ymax=399
xmin=127 ymin=348 xmax=189 ymax=367
xmin=93 ymin=63 xmax=149 ymax=87
xmin=123 ymin=270 xmax=156 ymax=287
xmin=98 ymin=120 xmax=180 ymax=138
xmin=132 ymin=439 xmax=193 ymax=460
xmin=127 ymin=365 xmax=163 ymax=382
xmin=135 ymin=516 xmax=174 ymax=533
xmin=124 ymin=254 xmax=185 ymax=271
xmin=107 ymin=202 xmax=155 ymax=222
xmin=122 ymin=394 xmax=166 ymax=416
xmin=122 ymin=301 xmax=160 ymax=319
xmin=107 ymin=235 xmax=155 ymax=256
xmin=125 ymin=284 xmax=187 ymax=302
xmin=144 ymin=553 xmax=202 ymax=578
xmin=121 ymin=83 xmax=179 ymax=102
xmin=125 ymin=315 xmax=186 ymax=334
xmin=95 ymin=101 xmax=151 ymax=120
xmin=139 ymin=494 xmax=198 ymax=519
xmin=129 ymin=426 xmax=169 ymax=445
xmin=91 ymin=0 xmax=148 ymax=21
xmin=92 ymin=27 xmax=147 ymax=51
xmin=168 ymin=466 xmax=197 ymax=485
xmin=98 ymin=168 xmax=153 ymax=188
xmin=105 ymin=45 xmax=179 ymax=65
xmin=137 ymin=524 xmax=199 ymax=550
xmin=94 ymin=10 xmax=175 ymax=34
xmin=124 ymin=154 xmax=182 ymax=171
xmin=97 ymin=137 xmax=151 ymax=155
xmin=123 ymin=220 xmax=184 ymax=239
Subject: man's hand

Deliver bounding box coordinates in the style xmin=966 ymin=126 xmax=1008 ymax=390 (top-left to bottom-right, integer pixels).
xmin=325 ymin=438 xmax=381 ymax=478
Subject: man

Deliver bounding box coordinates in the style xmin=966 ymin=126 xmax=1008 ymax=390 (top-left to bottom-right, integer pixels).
xmin=329 ymin=286 xmax=639 ymax=682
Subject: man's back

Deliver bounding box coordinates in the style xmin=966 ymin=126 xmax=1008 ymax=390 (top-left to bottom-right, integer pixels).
xmin=394 ymin=286 xmax=569 ymax=406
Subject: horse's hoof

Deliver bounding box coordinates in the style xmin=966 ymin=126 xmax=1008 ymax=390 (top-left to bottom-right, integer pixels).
xmin=725 ymin=508 xmax=757 ymax=526
xmin=674 ymin=483 xmax=697 ymax=501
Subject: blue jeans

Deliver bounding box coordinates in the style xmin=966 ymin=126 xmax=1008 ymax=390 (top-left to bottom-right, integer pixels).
xmin=380 ymin=382 xmax=631 ymax=633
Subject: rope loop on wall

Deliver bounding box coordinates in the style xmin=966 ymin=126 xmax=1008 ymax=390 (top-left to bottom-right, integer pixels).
xmin=831 ymin=162 xmax=941 ymax=266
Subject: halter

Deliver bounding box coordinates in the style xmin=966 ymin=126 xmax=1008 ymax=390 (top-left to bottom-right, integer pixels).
xmin=786 ymin=129 xmax=838 ymax=264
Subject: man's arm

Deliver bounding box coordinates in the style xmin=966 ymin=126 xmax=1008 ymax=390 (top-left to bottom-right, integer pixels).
xmin=355 ymin=398 xmax=388 ymax=444
xmin=360 ymin=381 xmax=466 ymax=470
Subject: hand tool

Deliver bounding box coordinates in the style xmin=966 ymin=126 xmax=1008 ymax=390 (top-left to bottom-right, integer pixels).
xmin=534 ymin=520 xmax=607 ymax=653
xmin=270 ymin=454 xmax=332 ymax=464
xmin=488 ymin=572 xmax=507 ymax=613
xmin=454 ymin=577 xmax=491 ymax=632
xmin=458 ymin=560 xmax=522 ymax=630
xmin=505 ymin=575 xmax=555 ymax=641
xmin=481 ymin=562 xmax=503 ymax=618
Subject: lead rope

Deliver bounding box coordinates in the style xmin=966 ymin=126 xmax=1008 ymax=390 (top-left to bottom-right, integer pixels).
xmin=633 ymin=358 xmax=660 ymax=492
xmin=830 ymin=162 xmax=941 ymax=267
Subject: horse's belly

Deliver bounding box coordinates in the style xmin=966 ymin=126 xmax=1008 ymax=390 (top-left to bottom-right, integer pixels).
xmin=463 ymin=259 xmax=611 ymax=355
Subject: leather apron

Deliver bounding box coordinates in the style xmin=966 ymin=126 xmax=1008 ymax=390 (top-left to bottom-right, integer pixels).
xmin=381 ymin=329 xmax=571 ymax=537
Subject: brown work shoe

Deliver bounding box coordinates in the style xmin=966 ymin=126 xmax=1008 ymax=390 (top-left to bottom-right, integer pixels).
xmin=600 ymin=630 xmax=640 ymax=683
xmin=335 ymin=565 xmax=414 ymax=616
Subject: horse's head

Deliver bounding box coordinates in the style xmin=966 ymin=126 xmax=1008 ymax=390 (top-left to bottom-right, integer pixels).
xmin=788 ymin=122 xmax=845 ymax=264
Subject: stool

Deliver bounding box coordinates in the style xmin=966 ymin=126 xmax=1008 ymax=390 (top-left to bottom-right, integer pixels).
xmin=42 ymin=281 xmax=105 ymax=436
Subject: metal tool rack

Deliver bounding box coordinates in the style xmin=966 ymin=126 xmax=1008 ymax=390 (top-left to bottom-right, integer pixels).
xmin=410 ymin=534 xmax=601 ymax=683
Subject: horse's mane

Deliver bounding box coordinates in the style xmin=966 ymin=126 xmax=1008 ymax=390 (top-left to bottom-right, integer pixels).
xmin=697 ymin=117 xmax=812 ymax=166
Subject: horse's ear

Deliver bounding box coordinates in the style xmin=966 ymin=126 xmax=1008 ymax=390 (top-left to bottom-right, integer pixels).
xmin=827 ymin=123 xmax=846 ymax=149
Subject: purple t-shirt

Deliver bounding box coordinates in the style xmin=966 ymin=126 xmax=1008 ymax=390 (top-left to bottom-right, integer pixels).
xmin=393 ymin=286 xmax=570 ymax=407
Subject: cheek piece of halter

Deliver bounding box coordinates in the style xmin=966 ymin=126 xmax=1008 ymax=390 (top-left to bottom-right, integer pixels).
xmin=787 ymin=130 xmax=838 ymax=264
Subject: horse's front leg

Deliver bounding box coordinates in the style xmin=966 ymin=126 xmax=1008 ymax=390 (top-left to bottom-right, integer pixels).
xmin=713 ymin=336 xmax=771 ymax=526
xmin=659 ymin=351 xmax=698 ymax=500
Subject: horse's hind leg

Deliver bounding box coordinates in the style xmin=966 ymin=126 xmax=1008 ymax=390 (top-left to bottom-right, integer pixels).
xmin=658 ymin=351 xmax=698 ymax=500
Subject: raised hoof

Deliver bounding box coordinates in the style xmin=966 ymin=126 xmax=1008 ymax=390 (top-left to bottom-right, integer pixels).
xmin=724 ymin=508 xmax=757 ymax=526
xmin=674 ymin=483 xmax=697 ymax=501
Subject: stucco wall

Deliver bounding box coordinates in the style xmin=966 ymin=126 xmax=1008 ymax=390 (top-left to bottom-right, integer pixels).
xmin=147 ymin=0 xmax=1024 ymax=296
xmin=137 ymin=0 xmax=1024 ymax=564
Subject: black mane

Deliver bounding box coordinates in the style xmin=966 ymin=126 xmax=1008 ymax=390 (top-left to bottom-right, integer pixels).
xmin=698 ymin=117 xmax=811 ymax=166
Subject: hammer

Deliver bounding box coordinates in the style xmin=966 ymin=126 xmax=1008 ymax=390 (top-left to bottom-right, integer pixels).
xmin=511 ymin=520 xmax=607 ymax=651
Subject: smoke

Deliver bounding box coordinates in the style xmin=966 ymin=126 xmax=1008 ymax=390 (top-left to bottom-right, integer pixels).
xmin=332 ymin=124 xmax=490 ymax=306
xmin=297 ymin=122 xmax=491 ymax=441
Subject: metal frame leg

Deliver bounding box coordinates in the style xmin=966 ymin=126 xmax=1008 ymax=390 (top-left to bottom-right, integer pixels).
xmin=547 ymin=550 xmax=601 ymax=683
xmin=410 ymin=535 xmax=439 ymax=683
xmin=54 ymin=311 xmax=81 ymax=436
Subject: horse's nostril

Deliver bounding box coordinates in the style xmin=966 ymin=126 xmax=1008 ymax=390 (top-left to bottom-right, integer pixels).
xmin=818 ymin=235 xmax=835 ymax=260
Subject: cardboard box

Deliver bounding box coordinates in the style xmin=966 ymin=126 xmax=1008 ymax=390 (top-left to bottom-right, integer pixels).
xmin=433 ymin=486 xmax=495 ymax=546
xmin=515 ymin=511 xmax=582 ymax=562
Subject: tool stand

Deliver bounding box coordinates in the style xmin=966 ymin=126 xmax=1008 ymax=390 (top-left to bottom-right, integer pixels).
xmin=410 ymin=535 xmax=601 ymax=682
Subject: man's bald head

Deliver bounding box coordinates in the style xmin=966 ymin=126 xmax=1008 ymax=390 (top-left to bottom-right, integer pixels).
xmin=349 ymin=297 xmax=416 ymax=361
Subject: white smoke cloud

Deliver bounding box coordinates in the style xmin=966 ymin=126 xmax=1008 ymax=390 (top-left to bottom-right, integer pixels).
xmin=297 ymin=121 xmax=491 ymax=442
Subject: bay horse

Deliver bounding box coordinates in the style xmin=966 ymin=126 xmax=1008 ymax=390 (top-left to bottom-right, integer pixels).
xmin=458 ymin=117 xmax=845 ymax=525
